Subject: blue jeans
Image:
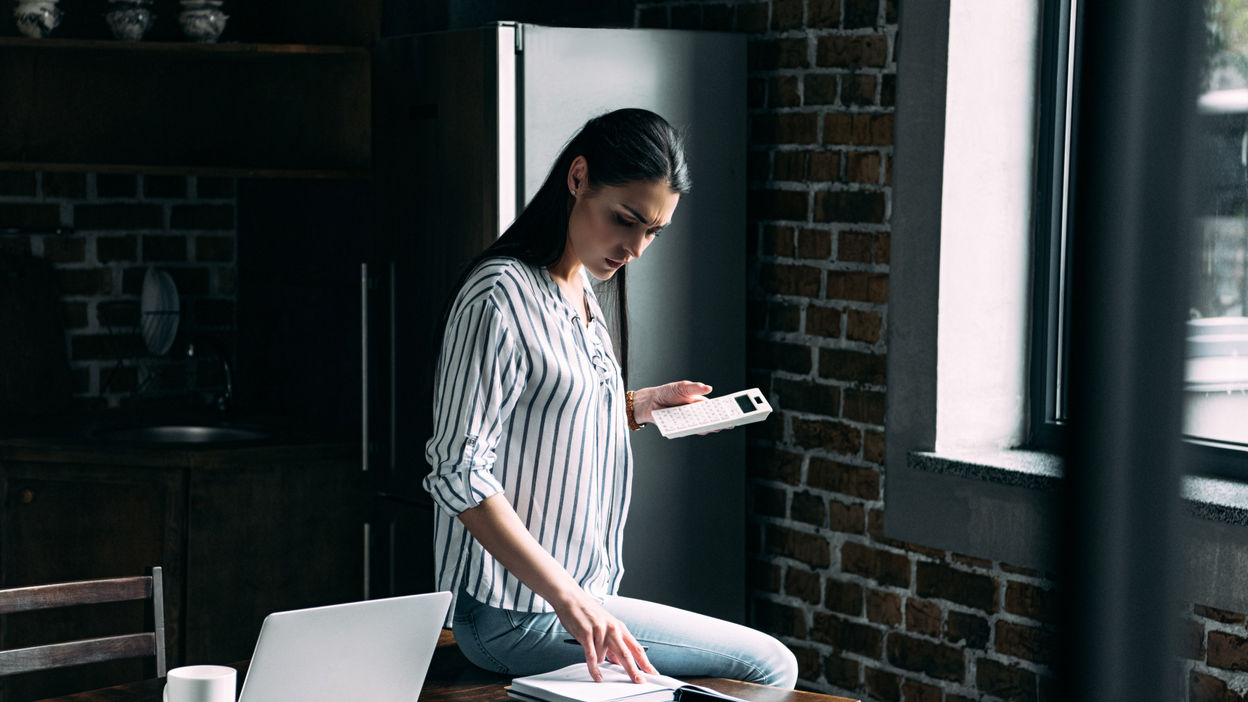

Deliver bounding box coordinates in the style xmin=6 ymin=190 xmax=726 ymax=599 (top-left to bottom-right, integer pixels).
xmin=451 ymin=590 xmax=798 ymax=689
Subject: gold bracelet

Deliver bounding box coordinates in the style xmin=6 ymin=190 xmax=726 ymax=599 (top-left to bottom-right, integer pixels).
xmin=626 ymin=391 xmax=646 ymax=431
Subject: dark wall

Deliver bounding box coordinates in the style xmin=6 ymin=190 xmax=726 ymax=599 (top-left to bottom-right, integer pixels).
xmin=382 ymin=0 xmax=634 ymax=35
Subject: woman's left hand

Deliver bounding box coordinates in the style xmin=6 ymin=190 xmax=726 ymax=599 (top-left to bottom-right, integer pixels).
xmin=630 ymin=380 xmax=712 ymax=425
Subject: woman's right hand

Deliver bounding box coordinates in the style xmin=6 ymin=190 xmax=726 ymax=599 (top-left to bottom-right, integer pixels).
xmin=553 ymin=590 xmax=657 ymax=683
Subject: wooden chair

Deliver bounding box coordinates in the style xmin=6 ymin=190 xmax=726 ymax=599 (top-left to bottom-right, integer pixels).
xmin=0 ymin=567 xmax=166 ymax=678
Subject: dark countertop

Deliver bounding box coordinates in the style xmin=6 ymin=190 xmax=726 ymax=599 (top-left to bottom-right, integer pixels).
xmin=0 ymin=410 xmax=355 ymax=468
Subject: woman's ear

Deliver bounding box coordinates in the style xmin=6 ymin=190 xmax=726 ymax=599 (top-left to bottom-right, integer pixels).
xmin=567 ymin=155 xmax=588 ymax=197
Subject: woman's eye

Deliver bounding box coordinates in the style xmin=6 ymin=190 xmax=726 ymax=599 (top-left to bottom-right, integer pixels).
xmin=614 ymin=213 xmax=634 ymax=227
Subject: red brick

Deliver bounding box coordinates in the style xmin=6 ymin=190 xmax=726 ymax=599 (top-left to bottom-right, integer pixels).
xmin=752 ymin=113 xmax=819 ymax=145
xmin=916 ymin=562 xmax=997 ymax=613
xmin=844 ymin=388 xmax=886 ymax=424
xmin=1209 ymin=631 xmax=1248 ymax=672
xmin=945 ymin=611 xmax=990 ymax=649
xmin=841 ymin=541 xmax=910 ymax=588
xmin=819 ymin=348 xmax=886 ymax=385
xmin=771 ymin=0 xmax=804 ymax=30
xmin=811 ymin=613 xmax=883 ymax=657
xmin=765 ymin=524 xmax=831 ymax=568
xmin=825 ymin=271 xmax=888 ymax=303
xmin=1196 ymin=605 xmax=1247 ymax=624
xmin=902 ymin=678 xmax=942 ymax=702
xmin=145 ymin=175 xmax=188 ymax=199
xmin=792 ymin=417 xmax=861 ymax=455
xmin=217 ymin=267 xmax=236 ymax=296
xmin=824 ymin=113 xmax=895 ymax=146
xmin=798 ymin=228 xmax=832 ymax=259
xmin=828 ymin=500 xmax=865 ymax=534
xmin=881 ymin=74 xmax=897 ymax=106
xmin=58 ymin=268 xmax=113 ymax=296
xmin=171 ymin=204 xmax=234 ymax=231
xmin=96 ymin=174 xmax=137 ymax=198
xmin=846 ymin=150 xmax=882 ymax=183
xmin=749 ymin=38 xmax=809 ymax=71
xmin=824 ymin=653 xmax=860 ymax=690
xmin=791 ymin=645 xmax=822 ymax=685
xmin=1180 ymin=618 xmax=1206 ymax=661
xmin=809 ymin=0 xmax=842 ymax=28
xmin=809 ymin=152 xmax=840 ymax=182
xmin=0 ymin=237 xmax=32 ymax=257
xmin=791 ymin=491 xmax=826 ymax=527
xmin=785 ymin=567 xmax=822 ymax=604
xmin=772 ymin=152 xmax=808 ymax=183
xmin=808 ymin=458 xmax=878 ymax=500
xmin=143 ymin=235 xmax=188 ymax=262
xmin=866 ymin=589 xmax=902 ymax=628
xmin=905 ymin=598 xmax=941 ymax=636
xmin=805 ymin=304 xmax=841 ymax=338
xmin=748 ymin=189 xmax=808 ymax=221
xmin=761 ymin=225 xmax=797 ymax=257
xmin=826 ymin=578 xmax=863 ymax=615
xmin=164 ymin=267 xmax=210 ymax=296
xmin=838 ymin=230 xmax=875 ymax=262
xmin=864 ymin=666 xmax=900 ymax=702
xmin=847 ymin=309 xmax=883 ymax=343
xmin=0 ymin=172 xmax=36 ymax=196
xmin=814 ymin=191 xmax=886 ymax=225
xmin=843 ymin=74 xmax=878 ymax=107
xmin=76 ymin=204 xmax=163 ymax=230
xmin=885 ymin=632 xmax=964 ymax=682
xmin=1189 ymin=670 xmax=1242 ymax=702
xmin=754 ymin=598 xmax=807 ymax=639
xmin=769 ymin=75 xmax=801 ymax=108
xmin=804 ymin=74 xmax=839 ymax=106
xmin=748 ymin=446 xmax=804 ymax=485
xmin=1004 ymin=581 xmax=1058 ymax=623
xmin=768 ymin=301 xmax=801 ymax=332
xmin=759 ymin=263 xmax=821 ymax=297
xmin=735 ymin=2 xmax=769 ymax=32
xmin=976 ymin=659 xmax=1036 ymax=702
xmin=844 ymin=0 xmax=880 ymax=28
xmin=195 ymin=236 xmax=234 ymax=262
xmin=97 ymin=235 xmax=138 ymax=262
xmin=1 ymin=203 xmax=60 ymax=230
xmin=773 ymin=378 xmax=839 ymax=416
xmin=43 ymin=235 xmax=85 ymax=263
xmin=863 ymin=429 xmax=885 ymax=464
xmin=817 ymin=34 xmax=889 ymax=68
xmin=43 ymin=172 xmax=87 ymax=198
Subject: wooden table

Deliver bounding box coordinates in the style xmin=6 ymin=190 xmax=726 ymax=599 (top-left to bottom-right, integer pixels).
xmin=37 ymin=631 xmax=858 ymax=702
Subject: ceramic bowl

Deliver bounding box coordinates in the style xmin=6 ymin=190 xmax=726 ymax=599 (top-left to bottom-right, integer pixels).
xmin=13 ymin=1 xmax=61 ymax=39
xmin=179 ymin=7 xmax=227 ymax=42
xmin=105 ymin=6 xmax=155 ymax=40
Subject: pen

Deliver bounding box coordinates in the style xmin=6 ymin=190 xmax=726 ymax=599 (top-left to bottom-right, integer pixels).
xmin=563 ymin=638 xmax=649 ymax=651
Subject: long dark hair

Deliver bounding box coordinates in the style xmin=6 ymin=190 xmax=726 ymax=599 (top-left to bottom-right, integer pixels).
xmin=440 ymin=108 xmax=691 ymax=382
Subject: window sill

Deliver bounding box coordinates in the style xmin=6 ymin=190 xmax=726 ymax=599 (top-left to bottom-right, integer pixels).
xmin=887 ymin=448 xmax=1248 ymax=611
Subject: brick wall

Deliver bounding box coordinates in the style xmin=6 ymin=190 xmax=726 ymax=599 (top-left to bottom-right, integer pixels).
xmin=0 ymin=172 xmax=237 ymax=411
xmin=635 ymin=2 xmax=1248 ymax=701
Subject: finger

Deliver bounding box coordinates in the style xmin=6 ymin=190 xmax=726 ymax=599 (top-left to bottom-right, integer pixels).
xmin=608 ymin=630 xmax=644 ymax=683
xmin=583 ymin=642 xmax=604 ymax=682
xmin=627 ymin=636 xmax=658 ymax=675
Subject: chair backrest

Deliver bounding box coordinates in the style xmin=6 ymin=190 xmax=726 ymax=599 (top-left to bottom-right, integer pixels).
xmin=0 ymin=567 xmax=166 ymax=678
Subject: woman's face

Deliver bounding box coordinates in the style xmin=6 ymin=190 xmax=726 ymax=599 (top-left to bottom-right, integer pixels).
xmin=565 ymin=157 xmax=681 ymax=281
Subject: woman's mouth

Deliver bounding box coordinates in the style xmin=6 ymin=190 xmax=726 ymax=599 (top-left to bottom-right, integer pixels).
xmin=605 ymin=258 xmax=624 ymax=269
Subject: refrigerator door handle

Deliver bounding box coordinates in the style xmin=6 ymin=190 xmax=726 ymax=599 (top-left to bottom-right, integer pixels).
xmin=361 ymin=262 xmax=369 ymax=473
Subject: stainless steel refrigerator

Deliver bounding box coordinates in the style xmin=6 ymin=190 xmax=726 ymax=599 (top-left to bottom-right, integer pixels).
xmin=369 ymin=23 xmax=747 ymax=623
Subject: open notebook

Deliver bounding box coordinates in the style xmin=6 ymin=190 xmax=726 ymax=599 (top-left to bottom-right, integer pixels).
xmin=507 ymin=663 xmax=747 ymax=702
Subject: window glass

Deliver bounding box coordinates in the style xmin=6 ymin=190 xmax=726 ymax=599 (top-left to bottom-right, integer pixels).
xmin=1189 ymin=2 xmax=1248 ymax=447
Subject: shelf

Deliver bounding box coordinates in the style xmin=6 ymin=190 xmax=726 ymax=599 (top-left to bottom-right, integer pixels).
xmin=0 ymin=36 xmax=371 ymax=177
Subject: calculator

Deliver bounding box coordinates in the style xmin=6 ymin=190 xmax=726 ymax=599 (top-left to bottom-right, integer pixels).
xmin=650 ymin=388 xmax=773 ymax=439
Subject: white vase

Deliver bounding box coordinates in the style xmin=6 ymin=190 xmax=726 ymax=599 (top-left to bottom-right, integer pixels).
xmin=14 ymin=0 xmax=61 ymax=38
xmin=179 ymin=6 xmax=227 ymax=42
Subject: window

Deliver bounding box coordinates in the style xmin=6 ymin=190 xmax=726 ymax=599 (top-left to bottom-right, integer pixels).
xmin=1031 ymin=0 xmax=1248 ymax=473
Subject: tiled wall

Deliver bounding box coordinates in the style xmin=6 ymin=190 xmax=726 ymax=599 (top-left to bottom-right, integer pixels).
xmin=0 ymin=171 xmax=237 ymax=411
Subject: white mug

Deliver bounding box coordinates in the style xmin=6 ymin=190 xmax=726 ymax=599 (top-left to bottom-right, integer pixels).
xmin=163 ymin=665 xmax=236 ymax=702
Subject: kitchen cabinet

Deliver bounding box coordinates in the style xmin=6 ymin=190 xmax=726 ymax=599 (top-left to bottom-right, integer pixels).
xmin=0 ymin=439 xmax=362 ymax=702
xmin=0 ymin=0 xmax=379 ymax=177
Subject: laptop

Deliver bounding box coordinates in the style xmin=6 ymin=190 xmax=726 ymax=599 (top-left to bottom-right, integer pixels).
xmin=236 ymin=591 xmax=452 ymax=702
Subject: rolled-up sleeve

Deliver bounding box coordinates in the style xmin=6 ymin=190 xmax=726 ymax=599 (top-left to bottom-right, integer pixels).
xmin=423 ymin=296 xmax=524 ymax=516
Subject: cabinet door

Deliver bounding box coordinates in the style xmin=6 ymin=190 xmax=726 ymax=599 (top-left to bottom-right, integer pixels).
xmin=0 ymin=462 xmax=183 ymax=702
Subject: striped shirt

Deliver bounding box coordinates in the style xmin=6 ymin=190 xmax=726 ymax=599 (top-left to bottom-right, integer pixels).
xmin=423 ymin=257 xmax=632 ymax=624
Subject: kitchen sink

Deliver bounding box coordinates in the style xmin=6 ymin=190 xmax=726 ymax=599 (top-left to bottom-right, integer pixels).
xmin=96 ymin=424 xmax=271 ymax=444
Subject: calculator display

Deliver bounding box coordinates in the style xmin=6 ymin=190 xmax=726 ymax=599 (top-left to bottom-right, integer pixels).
xmin=735 ymin=395 xmax=754 ymax=413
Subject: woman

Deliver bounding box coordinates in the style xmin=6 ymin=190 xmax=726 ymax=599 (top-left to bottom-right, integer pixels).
xmin=423 ymin=108 xmax=798 ymax=688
